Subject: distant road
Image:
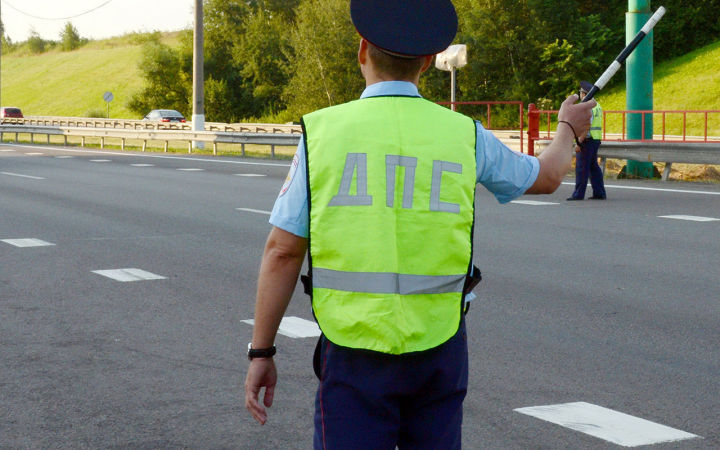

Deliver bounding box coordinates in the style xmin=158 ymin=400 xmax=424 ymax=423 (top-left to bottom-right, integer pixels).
xmin=1 ymin=142 xmax=718 ymax=448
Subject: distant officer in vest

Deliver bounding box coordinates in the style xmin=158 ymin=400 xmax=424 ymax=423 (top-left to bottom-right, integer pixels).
xmin=568 ymin=80 xmax=607 ymax=200
xmin=244 ymin=1 xmax=595 ymax=447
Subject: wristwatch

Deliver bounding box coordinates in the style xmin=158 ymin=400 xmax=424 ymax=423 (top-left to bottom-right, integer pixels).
xmin=247 ymin=342 xmax=276 ymax=360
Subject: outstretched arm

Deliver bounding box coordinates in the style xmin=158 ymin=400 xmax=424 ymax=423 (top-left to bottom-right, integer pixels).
xmin=244 ymin=226 xmax=308 ymax=425
xmin=526 ymin=94 xmax=596 ymax=194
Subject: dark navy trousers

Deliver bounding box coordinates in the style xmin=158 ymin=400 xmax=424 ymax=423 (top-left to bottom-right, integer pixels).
xmin=571 ymin=138 xmax=606 ymax=199
xmin=313 ymin=321 xmax=468 ymax=450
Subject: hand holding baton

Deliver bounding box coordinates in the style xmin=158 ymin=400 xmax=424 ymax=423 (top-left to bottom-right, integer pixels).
xmin=581 ymin=6 xmax=666 ymax=103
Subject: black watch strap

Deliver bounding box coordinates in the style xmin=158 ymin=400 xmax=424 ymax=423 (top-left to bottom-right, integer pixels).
xmin=247 ymin=343 xmax=276 ymax=360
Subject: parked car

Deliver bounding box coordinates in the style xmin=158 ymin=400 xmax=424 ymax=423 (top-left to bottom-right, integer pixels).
xmin=1 ymin=107 xmax=24 ymax=123
xmin=142 ymin=109 xmax=186 ymax=123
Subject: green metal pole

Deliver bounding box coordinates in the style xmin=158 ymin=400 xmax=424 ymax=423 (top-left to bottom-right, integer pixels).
xmin=626 ymin=0 xmax=655 ymax=177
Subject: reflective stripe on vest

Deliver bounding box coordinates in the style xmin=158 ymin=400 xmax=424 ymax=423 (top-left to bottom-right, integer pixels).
xmin=590 ymin=103 xmax=602 ymax=140
xmin=303 ymin=96 xmax=476 ymax=355
xmin=312 ymin=268 xmax=466 ymax=295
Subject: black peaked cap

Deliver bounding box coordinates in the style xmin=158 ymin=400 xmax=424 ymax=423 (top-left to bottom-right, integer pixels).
xmin=580 ymin=81 xmax=594 ymax=92
xmin=351 ymin=0 xmax=458 ymax=57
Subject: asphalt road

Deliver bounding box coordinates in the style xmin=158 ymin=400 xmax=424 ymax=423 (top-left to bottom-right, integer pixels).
xmin=1 ymin=142 xmax=718 ymax=449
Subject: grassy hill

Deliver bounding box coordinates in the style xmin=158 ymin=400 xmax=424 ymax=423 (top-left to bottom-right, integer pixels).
xmin=1 ymin=33 xmax=181 ymax=119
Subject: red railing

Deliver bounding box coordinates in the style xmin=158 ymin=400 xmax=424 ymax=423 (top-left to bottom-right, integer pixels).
xmin=439 ymin=101 xmax=525 ymax=154
xmin=527 ymin=104 xmax=720 ymax=154
xmin=603 ymin=110 xmax=720 ymax=142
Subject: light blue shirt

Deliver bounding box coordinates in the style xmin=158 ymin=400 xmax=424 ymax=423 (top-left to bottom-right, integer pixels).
xmin=270 ymin=81 xmax=539 ymax=238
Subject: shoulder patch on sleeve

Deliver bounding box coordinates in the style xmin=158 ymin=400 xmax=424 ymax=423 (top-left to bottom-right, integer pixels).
xmin=279 ymin=153 xmax=300 ymax=197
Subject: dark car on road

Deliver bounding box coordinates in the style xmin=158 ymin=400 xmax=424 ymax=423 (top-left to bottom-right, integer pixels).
xmin=143 ymin=109 xmax=186 ymax=123
xmin=1 ymin=107 xmax=24 ymax=123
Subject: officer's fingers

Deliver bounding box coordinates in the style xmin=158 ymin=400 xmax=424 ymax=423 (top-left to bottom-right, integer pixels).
xmin=263 ymin=384 xmax=275 ymax=408
xmin=561 ymin=94 xmax=579 ymax=108
xmin=245 ymin=384 xmax=268 ymax=425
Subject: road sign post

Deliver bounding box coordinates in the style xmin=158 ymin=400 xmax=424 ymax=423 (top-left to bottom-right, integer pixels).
xmin=103 ymin=91 xmax=114 ymax=119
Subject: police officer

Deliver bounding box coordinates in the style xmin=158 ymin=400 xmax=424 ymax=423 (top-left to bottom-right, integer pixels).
xmin=568 ymin=80 xmax=607 ymax=200
xmin=244 ymin=1 xmax=595 ymax=448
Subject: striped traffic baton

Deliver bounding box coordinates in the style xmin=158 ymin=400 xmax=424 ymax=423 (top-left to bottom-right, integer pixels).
xmin=582 ymin=6 xmax=666 ymax=103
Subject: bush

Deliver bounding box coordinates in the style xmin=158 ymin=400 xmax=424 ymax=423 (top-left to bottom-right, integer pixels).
xmin=85 ymin=109 xmax=107 ymax=118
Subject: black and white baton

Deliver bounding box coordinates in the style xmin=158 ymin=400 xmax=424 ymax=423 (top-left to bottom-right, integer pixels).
xmin=582 ymin=6 xmax=666 ymax=103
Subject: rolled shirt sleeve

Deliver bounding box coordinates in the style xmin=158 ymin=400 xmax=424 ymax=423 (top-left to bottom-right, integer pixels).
xmin=269 ymin=141 xmax=310 ymax=238
xmin=474 ymin=121 xmax=539 ymax=204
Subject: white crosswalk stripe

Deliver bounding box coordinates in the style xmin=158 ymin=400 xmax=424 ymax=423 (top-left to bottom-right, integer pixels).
xmin=515 ymin=402 xmax=700 ymax=447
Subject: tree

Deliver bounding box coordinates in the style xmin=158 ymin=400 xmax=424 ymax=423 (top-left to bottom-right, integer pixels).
xmin=127 ymin=39 xmax=191 ymax=117
xmin=27 ymin=29 xmax=46 ymax=54
xmin=234 ymin=7 xmax=292 ymax=118
xmin=0 ymin=18 xmax=12 ymax=53
xmin=283 ymin=0 xmax=363 ymax=120
xmin=60 ymin=22 xmax=82 ymax=51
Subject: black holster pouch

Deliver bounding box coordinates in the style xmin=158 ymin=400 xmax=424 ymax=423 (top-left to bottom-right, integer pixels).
xmin=301 ymin=274 xmax=312 ymax=296
xmin=463 ymin=265 xmax=482 ymax=295
xmin=462 ymin=265 xmax=482 ymax=314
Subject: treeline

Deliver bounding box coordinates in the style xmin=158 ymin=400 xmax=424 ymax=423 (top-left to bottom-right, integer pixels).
xmin=84 ymin=1 xmax=720 ymax=123
xmin=1 ymin=21 xmax=88 ymax=54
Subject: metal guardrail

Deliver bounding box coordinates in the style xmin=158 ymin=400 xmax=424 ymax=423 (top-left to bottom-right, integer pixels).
xmin=0 ymin=116 xmax=302 ymax=134
xmin=535 ymin=139 xmax=720 ymax=181
xmin=0 ymin=124 xmax=300 ymax=157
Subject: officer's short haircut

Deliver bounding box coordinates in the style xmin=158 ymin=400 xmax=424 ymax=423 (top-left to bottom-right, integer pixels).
xmin=368 ymin=43 xmax=426 ymax=81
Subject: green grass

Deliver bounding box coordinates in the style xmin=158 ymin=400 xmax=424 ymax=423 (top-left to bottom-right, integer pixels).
xmin=597 ymin=40 xmax=720 ymax=136
xmin=1 ymin=32 xmax=182 ymax=119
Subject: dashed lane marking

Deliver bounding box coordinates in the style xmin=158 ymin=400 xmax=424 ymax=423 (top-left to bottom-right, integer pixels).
xmin=54 ymin=155 xmax=74 ymax=159
xmin=10 ymin=144 xmax=291 ymax=167
xmin=92 ymin=268 xmax=166 ymax=282
xmin=90 ymin=159 xmax=111 ymax=162
xmin=130 ymin=164 xmax=155 ymax=167
xmin=510 ymin=200 xmax=559 ymax=206
xmin=515 ymin=402 xmax=701 ymax=447
xmin=235 ymin=173 xmax=267 ymax=177
xmin=177 ymin=168 xmax=204 ymax=171
xmin=242 ymin=316 xmax=321 ymax=339
xmin=0 ymin=149 xmax=16 ymax=152
xmin=236 ymin=207 xmax=271 ymax=215
xmin=1 ymin=238 xmax=55 ymax=247
xmin=25 ymin=152 xmax=44 ymax=156
xmin=1 ymin=171 xmax=45 ymax=180
xmin=659 ymin=215 xmax=719 ymax=222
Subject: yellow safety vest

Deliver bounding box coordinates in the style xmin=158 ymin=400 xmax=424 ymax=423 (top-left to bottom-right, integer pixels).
xmin=302 ymin=96 xmax=476 ymax=354
xmin=590 ymin=103 xmax=603 ymax=140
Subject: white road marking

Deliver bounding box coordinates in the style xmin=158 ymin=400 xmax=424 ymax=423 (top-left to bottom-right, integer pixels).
xmin=236 ymin=207 xmax=271 ymax=215
xmin=235 ymin=173 xmax=267 ymax=177
xmin=13 ymin=144 xmax=290 ymax=167
xmin=242 ymin=316 xmax=321 ymax=338
xmin=515 ymin=402 xmax=700 ymax=447
xmin=1 ymin=171 xmax=46 ymax=180
xmin=0 ymin=149 xmax=16 ymax=152
xmin=92 ymin=268 xmax=166 ymax=282
xmin=25 ymin=152 xmax=44 ymax=156
xmin=90 ymin=159 xmax=111 ymax=162
xmin=511 ymin=200 xmax=559 ymax=206
xmin=130 ymin=164 xmax=154 ymax=167
xmin=1 ymin=238 xmax=55 ymax=247
xmin=561 ymin=181 xmax=720 ymax=196
xmin=54 ymin=155 xmax=74 ymax=159
xmin=659 ymin=215 xmax=719 ymax=222
xmin=177 ymin=168 xmax=204 ymax=171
